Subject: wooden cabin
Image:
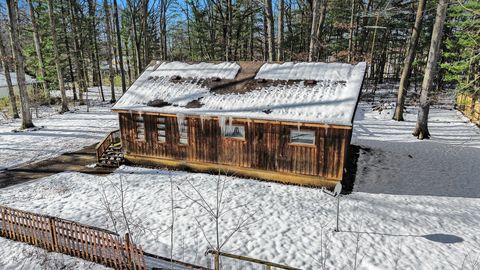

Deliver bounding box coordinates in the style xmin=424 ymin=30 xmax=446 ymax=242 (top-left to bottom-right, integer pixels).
xmin=111 ymin=61 xmax=366 ymax=187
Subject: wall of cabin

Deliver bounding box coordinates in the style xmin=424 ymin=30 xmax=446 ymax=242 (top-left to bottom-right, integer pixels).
xmin=118 ymin=112 xmax=352 ymax=181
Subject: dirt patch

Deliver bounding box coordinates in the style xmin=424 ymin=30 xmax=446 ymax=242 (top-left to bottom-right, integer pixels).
xmin=341 ymin=144 xmax=362 ymax=194
xmin=0 ymin=144 xmax=114 ymax=189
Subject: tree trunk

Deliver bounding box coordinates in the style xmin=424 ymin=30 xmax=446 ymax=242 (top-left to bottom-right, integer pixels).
xmin=125 ymin=37 xmax=133 ymax=84
xmin=159 ymin=0 xmax=168 ymax=61
xmin=113 ymin=0 xmax=127 ymax=93
xmin=87 ymin=0 xmax=98 ymax=86
xmin=126 ymin=0 xmax=142 ymax=75
xmin=27 ymin=0 xmax=49 ymax=98
xmin=130 ymin=30 xmax=138 ymax=78
xmin=315 ymin=0 xmax=327 ymax=60
xmin=347 ymin=0 xmax=355 ymax=62
xmin=413 ymin=0 xmax=449 ymax=140
xmin=308 ymin=0 xmax=319 ymax=62
xmin=277 ymin=0 xmax=284 ymax=61
xmin=7 ymin=0 xmax=34 ymax=128
xmin=393 ymin=0 xmax=426 ymax=121
xmin=47 ymin=0 xmax=69 ymax=113
xmin=141 ymin=0 xmax=149 ymax=67
xmin=0 ymin=32 xmax=19 ymax=118
xmin=264 ymin=0 xmax=275 ymax=61
xmin=68 ymin=0 xmax=86 ymax=105
xmin=308 ymin=0 xmax=327 ymax=62
xmin=262 ymin=10 xmax=267 ymax=61
xmin=93 ymin=32 xmax=105 ymax=101
xmin=104 ymin=0 xmax=116 ymax=103
xmin=249 ymin=7 xmax=254 ymax=60
xmin=88 ymin=0 xmax=105 ymax=101
xmin=60 ymin=0 xmax=77 ymax=101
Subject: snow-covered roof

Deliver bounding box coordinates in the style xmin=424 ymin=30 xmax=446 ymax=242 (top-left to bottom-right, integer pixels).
xmin=0 ymin=72 xmax=36 ymax=88
xmin=256 ymin=62 xmax=357 ymax=81
xmin=113 ymin=61 xmax=366 ymax=125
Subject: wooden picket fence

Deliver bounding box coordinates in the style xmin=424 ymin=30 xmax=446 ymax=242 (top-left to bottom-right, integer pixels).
xmin=457 ymin=93 xmax=480 ymax=126
xmin=0 ymin=205 xmax=147 ymax=270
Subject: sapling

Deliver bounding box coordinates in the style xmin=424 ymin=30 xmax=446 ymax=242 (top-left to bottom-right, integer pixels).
xmin=177 ymin=170 xmax=260 ymax=270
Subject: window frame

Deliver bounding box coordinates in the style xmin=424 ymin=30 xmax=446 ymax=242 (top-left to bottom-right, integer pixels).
xmin=289 ymin=129 xmax=316 ymax=146
xmin=156 ymin=117 xmax=167 ymax=143
xmin=178 ymin=118 xmax=189 ymax=145
xmin=135 ymin=115 xmax=146 ymax=141
xmin=223 ymin=124 xmax=246 ymax=141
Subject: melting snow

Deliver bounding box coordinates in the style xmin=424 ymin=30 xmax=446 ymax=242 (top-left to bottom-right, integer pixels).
xmin=113 ymin=62 xmax=366 ymax=126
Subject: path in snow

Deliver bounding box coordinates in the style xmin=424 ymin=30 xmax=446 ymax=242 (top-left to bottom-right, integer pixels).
xmin=0 ymin=88 xmax=120 ymax=171
xmin=0 ymin=144 xmax=114 ymax=188
xmin=352 ymin=103 xmax=480 ymax=198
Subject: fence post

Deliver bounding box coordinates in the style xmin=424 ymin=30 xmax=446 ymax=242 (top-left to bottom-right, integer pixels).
xmin=0 ymin=207 xmax=5 ymax=237
xmin=48 ymin=217 xmax=58 ymax=252
xmin=125 ymin=233 xmax=132 ymax=267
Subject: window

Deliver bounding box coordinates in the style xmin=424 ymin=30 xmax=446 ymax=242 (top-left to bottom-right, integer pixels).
xmin=179 ymin=118 xmax=188 ymax=145
xmin=157 ymin=117 xmax=166 ymax=142
xmin=135 ymin=115 xmax=145 ymax=140
xmin=290 ymin=129 xmax=315 ymax=145
xmin=224 ymin=125 xmax=245 ymax=140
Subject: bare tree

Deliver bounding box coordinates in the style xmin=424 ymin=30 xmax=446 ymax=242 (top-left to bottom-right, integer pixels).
xmin=69 ymin=0 xmax=87 ymax=105
xmin=413 ymin=0 xmax=449 ymax=139
xmin=308 ymin=0 xmax=327 ymax=62
xmin=60 ymin=0 xmax=78 ymax=101
xmin=27 ymin=0 xmax=49 ymax=98
xmin=7 ymin=0 xmax=35 ymax=129
xmin=277 ymin=0 xmax=284 ymax=61
xmin=126 ymin=0 xmax=142 ymax=75
xmin=393 ymin=0 xmax=426 ymax=121
xmin=141 ymin=0 xmax=149 ymax=67
xmin=104 ymin=0 xmax=116 ymax=103
xmin=87 ymin=0 xmax=105 ymax=101
xmin=178 ymin=172 xmax=259 ymax=270
xmin=0 ymin=27 xmax=19 ymax=118
xmin=158 ymin=0 xmax=169 ymax=60
xmin=347 ymin=0 xmax=355 ymax=63
xmin=264 ymin=0 xmax=275 ymax=61
xmin=113 ymin=0 xmax=127 ymax=93
xmin=47 ymin=0 xmax=69 ymax=113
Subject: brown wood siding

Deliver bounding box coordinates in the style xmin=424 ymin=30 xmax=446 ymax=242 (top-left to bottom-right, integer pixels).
xmin=119 ymin=113 xmax=352 ymax=180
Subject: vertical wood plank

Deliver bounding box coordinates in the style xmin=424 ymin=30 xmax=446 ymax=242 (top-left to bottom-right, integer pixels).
xmin=139 ymin=245 xmax=146 ymax=270
xmin=25 ymin=212 xmax=32 ymax=244
xmin=0 ymin=207 xmax=5 ymax=237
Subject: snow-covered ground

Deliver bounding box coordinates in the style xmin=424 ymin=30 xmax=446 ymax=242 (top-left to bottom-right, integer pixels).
xmin=0 ymin=237 xmax=108 ymax=270
xmin=353 ymin=103 xmax=480 ymax=197
xmin=0 ymin=88 xmax=121 ymax=170
xmin=1 ymin=166 xmax=479 ymax=270
xmin=1 ymin=101 xmax=479 ymax=269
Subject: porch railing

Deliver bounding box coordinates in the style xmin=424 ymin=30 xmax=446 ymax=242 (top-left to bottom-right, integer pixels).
xmin=96 ymin=129 xmax=121 ymax=162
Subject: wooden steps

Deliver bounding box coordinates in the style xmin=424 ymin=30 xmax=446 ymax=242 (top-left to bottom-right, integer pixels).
xmin=97 ymin=143 xmax=124 ymax=168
